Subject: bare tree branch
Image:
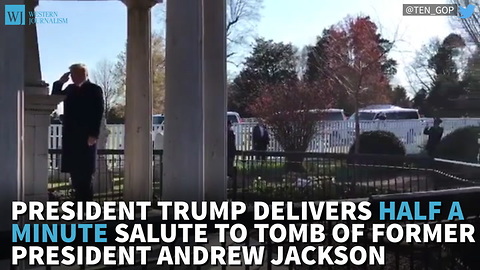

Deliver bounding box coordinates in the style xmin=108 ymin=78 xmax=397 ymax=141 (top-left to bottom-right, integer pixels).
xmin=450 ymin=0 xmax=480 ymax=46
xmin=156 ymin=0 xmax=263 ymax=64
xmin=405 ymin=38 xmax=441 ymax=92
xmin=91 ymin=59 xmax=120 ymax=118
xmin=226 ymin=0 xmax=264 ymax=64
xmin=112 ymin=32 xmax=166 ymax=114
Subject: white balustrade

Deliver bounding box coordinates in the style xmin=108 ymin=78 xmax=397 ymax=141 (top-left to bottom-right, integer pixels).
xmin=48 ymin=118 xmax=480 ymax=154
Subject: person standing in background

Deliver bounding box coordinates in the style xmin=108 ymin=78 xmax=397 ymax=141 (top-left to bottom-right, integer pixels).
xmin=423 ymin=117 xmax=444 ymax=157
xmin=227 ymin=121 xmax=237 ymax=177
xmin=52 ymin=63 xmax=104 ymax=202
xmin=252 ymin=119 xmax=270 ymax=161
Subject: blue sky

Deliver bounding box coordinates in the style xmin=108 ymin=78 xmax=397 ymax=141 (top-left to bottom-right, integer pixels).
xmin=36 ymin=0 xmax=457 ymax=105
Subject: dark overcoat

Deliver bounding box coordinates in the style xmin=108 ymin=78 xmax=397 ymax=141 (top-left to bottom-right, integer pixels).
xmin=227 ymin=129 xmax=237 ymax=176
xmin=423 ymin=126 xmax=444 ymax=156
xmin=252 ymin=125 xmax=270 ymax=150
xmin=52 ymin=80 xmax=104 ymax=174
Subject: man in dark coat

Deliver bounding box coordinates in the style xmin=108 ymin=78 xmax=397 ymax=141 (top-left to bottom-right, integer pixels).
xmin=52 ymin=64 xmax=104 ymax=202
xmin=423 ymin=117 xmax=444 ymax=157
xmin=252 ymin=119 xmax=270 ymax=161
xmin=227 ymin=121 xmax=237 ymax=177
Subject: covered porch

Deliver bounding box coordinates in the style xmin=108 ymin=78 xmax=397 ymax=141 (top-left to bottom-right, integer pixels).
xmin=0 ymin=0 xmax=227 ymax=266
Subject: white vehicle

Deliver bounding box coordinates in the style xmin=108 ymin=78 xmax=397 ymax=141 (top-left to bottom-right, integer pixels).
xmin=348 ymin=105 xmax=420 ymax=121
xmin=152 ymin=114 xmax=165 ymax=142
xmin=154 ymin=112 xmax=242 ymax=134
xmin=309 ymin=108 xmax=347 ymax=121
xmin=274 ymin=108 xmax=346 ymax=121
xmin=152 ymin=114 xmax=165 ymax=125
xmin=227 ymin=111 xmax=242 ymax=123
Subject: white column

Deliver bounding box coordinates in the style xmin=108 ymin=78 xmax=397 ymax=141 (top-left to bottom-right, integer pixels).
xmin=23 ymin=0 xmax=63 ymax=203
xmin=0 ymin=0 xmax=24 ymax=267
xmin=24 ymin=0 xmax=47 ymax=95
xmin=163 ymin=0 xmax=205 ymax=201
xmin=203 ymin=0 xmax=227 ymax=202
xmin=123 ymin=0 xmax=155 ymax=201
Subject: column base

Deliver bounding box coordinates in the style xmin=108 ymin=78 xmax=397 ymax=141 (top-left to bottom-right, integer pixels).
xmin=24 ymin=94 xmax=63 ymax=205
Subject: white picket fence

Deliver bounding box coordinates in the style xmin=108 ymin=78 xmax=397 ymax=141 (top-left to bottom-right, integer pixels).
xmin=48 ymin=118 xmax=480 ymax=154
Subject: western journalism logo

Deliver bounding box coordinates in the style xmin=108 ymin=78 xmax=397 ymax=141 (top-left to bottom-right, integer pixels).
xmin=5 ymin=5 xmax=25 ymax=25
xmin=4 ymin=4 xmax=68 ymax=25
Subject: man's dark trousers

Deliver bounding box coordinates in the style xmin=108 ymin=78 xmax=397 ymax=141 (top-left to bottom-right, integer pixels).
xmin=70 ymin=171 xmax=94 ymax=201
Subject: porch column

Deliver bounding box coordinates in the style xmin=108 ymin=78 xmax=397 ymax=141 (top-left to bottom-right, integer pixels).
xmin=163 ymin=0 xmax=205 ymax=201
xmin=24 ymin=0 xmax=45 ymax=95
xmin=0 ymin=0 xmax=25 ymax=266
xmin=203 ymin=0 xmax=227 ymax=202
xmin=24 ymin=0 xmax=63 ymax=203
xmin=122 ymin=0 xmax=156 ymax=201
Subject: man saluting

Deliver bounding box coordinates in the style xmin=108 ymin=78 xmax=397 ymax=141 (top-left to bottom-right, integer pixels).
xmin=52 ymin=64 xmax=105 ymax=202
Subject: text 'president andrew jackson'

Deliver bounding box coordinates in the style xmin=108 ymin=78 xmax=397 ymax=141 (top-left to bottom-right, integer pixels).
xmin=52 ymin=64 xmax=105 ymax=202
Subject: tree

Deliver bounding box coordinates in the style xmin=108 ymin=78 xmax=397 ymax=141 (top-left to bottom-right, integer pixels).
xmin=91 ymin=59 xmax=120 ymax=119
xmin=305 ymin=21 xmax=396 ymax=113
xmin=450 ymin=0 xmax=480 ymax=46
xmin=303 ymin=29 xmax=331 ymax=83
xmin=322 ymin=16 xmax=393 ymax=153
xmin=462 ymin=48 xmax=480 ymax=93
xmin=249 ymin=80 xmax=334 ymax=172
xmin=157 ymin=0 xmax=263 ymax=65
xmin=113 ymin=50 xmax=126 ymax=101
xmin=391 ymin=86 xmax=411 ymax=107
xmin=105 ymin=104 xmax=125 ymax=124
xmin=113 ymin=31 xmax=166 ymax=114
xmin=226 ymin=0 xmax=264 ymax=63
xmin=151 ymin=33 xmax=166 ymax=113
xmin=406 ymin=38 xmax=440 ymax=93
xmin=412 ymin=88 xmax=429 ymax=115
xmin=228 ymin=38 xmax=299 ymax=116
xmin=379 ymin=37 xmax=398 ymax=78
xmin=409 ymin=33 xmax=466 ymax=115
xmin=297 ymin=46 xmax=310 ymax=78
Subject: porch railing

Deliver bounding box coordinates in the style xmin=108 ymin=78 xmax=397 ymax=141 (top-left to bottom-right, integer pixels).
xmin=1 ymin=149 xmax=473 ymax=269
xmin=47 ymin=149 xmax=480 ymax=202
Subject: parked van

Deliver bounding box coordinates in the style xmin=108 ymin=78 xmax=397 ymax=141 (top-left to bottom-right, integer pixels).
xmin=154 ymin=112 xmax=241 ymax=127
xmin=310 ymin=109 xmax=346 ymax=121
xmin=152 ymin=114 xmax=165 ymax=125
xmin=227 ymin=111 xmax=242 ymax=123
xmin=275 ymin=108 xmax=346 ymax=121
xmin=349 ymin=105 xmax=420 ymax=120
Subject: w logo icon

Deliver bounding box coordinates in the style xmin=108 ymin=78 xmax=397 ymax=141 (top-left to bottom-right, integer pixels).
xmin=5 ymin=5 xmax=25 ymax=25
